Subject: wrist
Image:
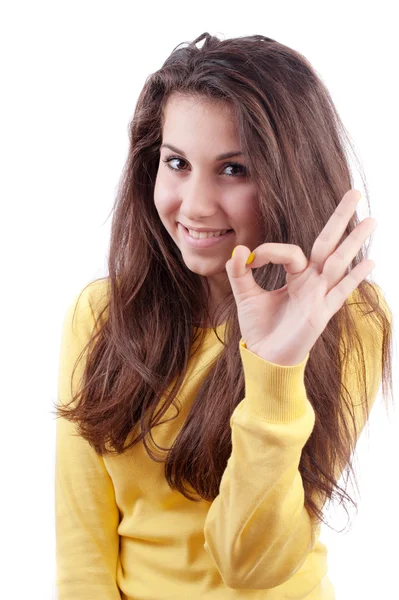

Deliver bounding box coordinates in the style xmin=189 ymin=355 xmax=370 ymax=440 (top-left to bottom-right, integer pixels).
xmin=245 ymin=344 xmax=309 ymax=367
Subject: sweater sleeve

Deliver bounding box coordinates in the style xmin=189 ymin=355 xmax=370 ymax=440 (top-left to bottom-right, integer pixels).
xmin=55 ymin=284 xmax=122 ymax=600
xmin=203 ymin=284 xmax=390 ymax=590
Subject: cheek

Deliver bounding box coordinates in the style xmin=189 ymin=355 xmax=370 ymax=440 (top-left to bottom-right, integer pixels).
xmin=153 ymin=192 xmax=162 ymax=215
xmin=154 ymin=180 xmax=170 ymax=213
xmin=154 ymin=194 xmax=175 ymax=219
xmin=154 ymin=172 xmax=169 ymax=211
xmin=227 ymin=193 xmax=259 ymax=224
xmin=154 ymin=173 xmax=178 ymax=214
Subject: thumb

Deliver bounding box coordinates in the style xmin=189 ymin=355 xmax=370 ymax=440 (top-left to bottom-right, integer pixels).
xmin=225 ymin=245 xmax=261 ymax=302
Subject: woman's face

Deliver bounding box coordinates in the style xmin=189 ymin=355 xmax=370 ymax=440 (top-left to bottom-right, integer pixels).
xmin=154 ymin=93 xmax=263 ymax=299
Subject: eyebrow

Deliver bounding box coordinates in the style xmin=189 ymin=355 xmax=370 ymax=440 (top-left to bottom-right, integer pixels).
xmin=160 ymin=143 xmax=244 ymax=161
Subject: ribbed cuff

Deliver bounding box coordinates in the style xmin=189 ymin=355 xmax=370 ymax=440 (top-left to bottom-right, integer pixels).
xmin=238 ymin=338 xmax=310 ymax=423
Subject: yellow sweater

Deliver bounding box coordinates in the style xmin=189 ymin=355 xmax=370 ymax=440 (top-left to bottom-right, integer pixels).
xmin=55 ymin=278 xmax=386 ymax=599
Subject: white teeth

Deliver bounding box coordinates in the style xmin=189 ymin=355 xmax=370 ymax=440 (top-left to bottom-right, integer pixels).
xmin=187 ymin=228 xmax=230 ymax=239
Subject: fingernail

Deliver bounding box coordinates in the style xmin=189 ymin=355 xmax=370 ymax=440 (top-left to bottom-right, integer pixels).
xmin=246 ymin=251 xmax=256 ymax=265
xmin=231 ymin=247 xmax=237 ymax=258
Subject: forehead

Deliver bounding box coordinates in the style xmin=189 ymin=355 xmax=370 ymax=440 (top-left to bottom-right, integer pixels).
xmin=162 ymin=94 xmax=237 ymax=135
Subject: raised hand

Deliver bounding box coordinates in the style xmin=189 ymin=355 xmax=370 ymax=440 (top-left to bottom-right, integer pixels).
xmin=225 ymin=189 xmax=377 ymax=366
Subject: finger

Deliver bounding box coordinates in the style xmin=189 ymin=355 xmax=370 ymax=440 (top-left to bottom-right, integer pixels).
xmin=226 ymin=243 xmax=308 ymax=302
xmin=322 ymin=217 xmax=377 ymax=289
xmin=309 ymin=189 xmax=362 ymax=271
xmin=245 ymin=243 xmax=308 ymax=274
xmin=324 ymin=259 xmax=375 ymax=316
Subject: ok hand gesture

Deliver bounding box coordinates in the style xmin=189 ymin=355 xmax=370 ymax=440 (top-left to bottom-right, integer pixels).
xmin=226 ymin=189 xmax=377 ymax=366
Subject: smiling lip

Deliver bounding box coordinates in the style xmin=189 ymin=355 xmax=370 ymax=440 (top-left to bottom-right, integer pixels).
xmin=180 ymin=223 xmax=232 ymax=232
xmin=178 ymin=223 xmax=234 ymax=249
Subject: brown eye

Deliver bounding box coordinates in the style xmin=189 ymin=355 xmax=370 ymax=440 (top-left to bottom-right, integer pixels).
xmin=223 ymin=163 xmax=247 ymax=177
xmin=162 ymin=156 xmax=247 ymax=177
xmin=163 ymin=157 xmax=188 ymax=172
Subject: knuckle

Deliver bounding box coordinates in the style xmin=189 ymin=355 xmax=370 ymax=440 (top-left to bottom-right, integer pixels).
xmin=294 ymin=245 xmax=303 ymax=258
xmin=351 ymin=229 xmax=364 ymax=243
xmin=293 ymin=245 xmax=306 ymax=259
xmin=316 ymin=230 xmax=330 ymax=244
xmin=330 ymin=247 xmax=346 ymax=262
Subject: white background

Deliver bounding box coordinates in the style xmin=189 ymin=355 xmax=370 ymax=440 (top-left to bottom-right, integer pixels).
xmin=1 ymin=1 xmax=397 ymax=598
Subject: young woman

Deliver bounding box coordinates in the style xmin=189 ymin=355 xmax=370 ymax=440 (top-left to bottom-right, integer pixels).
xmin=54 ymin=32 xmax=393 ymax=599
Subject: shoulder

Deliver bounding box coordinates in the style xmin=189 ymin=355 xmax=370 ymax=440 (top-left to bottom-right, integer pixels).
xmin=64 ymin=277 xmax=111 ymax=338
xmin=85 ymin=277 xmax=111 ymax=320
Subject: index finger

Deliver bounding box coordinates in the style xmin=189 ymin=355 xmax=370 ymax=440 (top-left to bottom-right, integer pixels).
xmin=226 ymin=243 xmax=308 ymax=303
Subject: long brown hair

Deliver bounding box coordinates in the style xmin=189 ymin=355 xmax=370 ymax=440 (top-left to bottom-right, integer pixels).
xmin=54 ymin=32 xmax=394 ymax=531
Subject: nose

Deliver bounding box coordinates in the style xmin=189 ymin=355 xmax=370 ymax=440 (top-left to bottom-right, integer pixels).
xmin=179 ymin=173 xmax=220 ymax=221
